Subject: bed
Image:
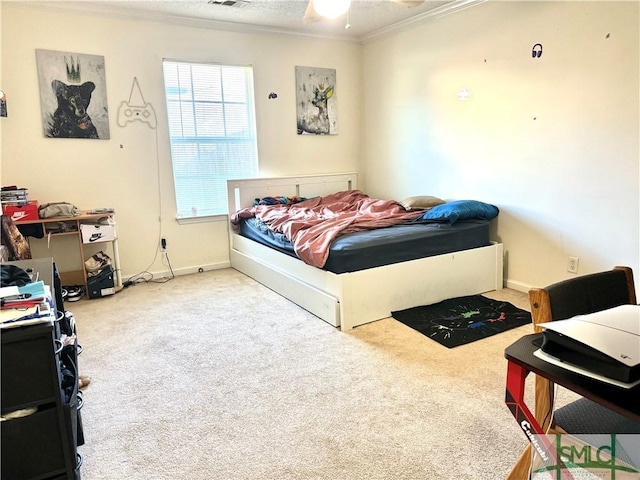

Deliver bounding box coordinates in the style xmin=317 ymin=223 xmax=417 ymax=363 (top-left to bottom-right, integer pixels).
xmin=227 ymin=172 xmax=504 ymax=331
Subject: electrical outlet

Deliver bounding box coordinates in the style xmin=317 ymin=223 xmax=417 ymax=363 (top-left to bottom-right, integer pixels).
xmin=161 ymin=238 xmax=167 ymax=251
xmin=567 ymin=256 xmax=579 ymax=274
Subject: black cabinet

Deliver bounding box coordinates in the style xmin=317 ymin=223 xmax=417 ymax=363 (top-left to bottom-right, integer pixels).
xmin=1 ymin=258 xmax=84 ymax=480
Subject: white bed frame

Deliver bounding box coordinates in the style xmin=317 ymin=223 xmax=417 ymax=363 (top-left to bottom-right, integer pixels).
xmin=227 ymin=173 xmax=504 ymax=331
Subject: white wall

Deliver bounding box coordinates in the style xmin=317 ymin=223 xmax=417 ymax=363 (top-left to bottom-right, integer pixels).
xmin=362 ymin=1 xmax=640 ymax=291
xmin=2 ymin=1 xmax=639 ymax=294
xmin=0 ymin=3 xmax=361 ymax=279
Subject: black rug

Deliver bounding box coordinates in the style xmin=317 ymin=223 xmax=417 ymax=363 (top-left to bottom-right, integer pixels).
xmin=391 ymin=295 xmax=531 ymax=348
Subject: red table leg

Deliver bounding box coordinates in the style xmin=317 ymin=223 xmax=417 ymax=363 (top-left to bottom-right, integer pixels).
xmin=505 ymin=361 xmax=575 ymax=480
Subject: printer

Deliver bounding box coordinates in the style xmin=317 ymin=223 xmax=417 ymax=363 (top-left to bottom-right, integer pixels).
xmin=534 ymin=304 xmax=640 ymax=388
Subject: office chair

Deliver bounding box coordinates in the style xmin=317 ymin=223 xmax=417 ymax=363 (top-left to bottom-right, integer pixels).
xmin=507 ymin=267 xmax=639 ymax=480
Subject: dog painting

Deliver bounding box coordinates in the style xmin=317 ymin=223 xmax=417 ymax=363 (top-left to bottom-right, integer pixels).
xmin=36 ymin=49 xmax=110 ymax=139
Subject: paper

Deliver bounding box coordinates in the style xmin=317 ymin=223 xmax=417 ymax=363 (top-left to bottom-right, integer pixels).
xmin=0 ymin=286 xmax=20 ymax=298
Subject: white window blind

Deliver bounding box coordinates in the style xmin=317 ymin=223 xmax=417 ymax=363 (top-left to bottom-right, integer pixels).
xmin=162 ymin=60 xmax=258 ymax=218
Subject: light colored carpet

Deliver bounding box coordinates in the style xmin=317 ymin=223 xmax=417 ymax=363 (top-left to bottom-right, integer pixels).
xmin=69 ymin=269 xmax=540 ymax=480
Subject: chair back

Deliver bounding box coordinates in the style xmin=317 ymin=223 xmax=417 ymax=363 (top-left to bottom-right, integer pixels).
xmin=529 ymin=266 xmax=636 ymax=332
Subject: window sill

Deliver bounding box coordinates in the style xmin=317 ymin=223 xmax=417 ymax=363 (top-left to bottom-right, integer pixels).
xmin=175 ymin=214 xmax=228 ymax=225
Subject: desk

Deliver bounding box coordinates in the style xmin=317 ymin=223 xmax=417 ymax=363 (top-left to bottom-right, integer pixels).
xmin=504 ymin=333 xmax=640 ymax=478
xmin=16 ymin=211 xmax=122 ymax=296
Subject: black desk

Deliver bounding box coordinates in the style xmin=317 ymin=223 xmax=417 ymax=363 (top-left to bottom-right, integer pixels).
xmin=504 ymin=333 xmax=640 ymax=476
xmin=505 ymin=333 xmax=640 ymax=424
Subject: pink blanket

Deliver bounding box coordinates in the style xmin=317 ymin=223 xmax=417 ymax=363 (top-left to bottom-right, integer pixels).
xmin=231 ymin=190 xmax=423 ymax=268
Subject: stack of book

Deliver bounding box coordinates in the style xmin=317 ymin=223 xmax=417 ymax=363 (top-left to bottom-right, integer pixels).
xmin=1 ymin=186 xmax=38 ymax=222
xmin=1 ymin=186 xmax=29 ymax=206
xmin=0 ymin=281 xmax=55 ymax=329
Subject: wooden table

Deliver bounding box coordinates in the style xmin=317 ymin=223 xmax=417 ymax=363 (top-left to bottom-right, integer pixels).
xmin=15 ymin=211 xmax=121 ymax=295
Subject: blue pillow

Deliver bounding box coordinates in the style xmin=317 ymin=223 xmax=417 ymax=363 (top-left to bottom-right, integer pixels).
xmin=419 ymin=200 xmax=499 ymax=224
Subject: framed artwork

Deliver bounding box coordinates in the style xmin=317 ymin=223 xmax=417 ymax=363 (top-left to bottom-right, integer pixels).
xmin=0 ymin=90 xmax=6 ymax=117
xmin=36 ymin=49 xmax=110 ymax=139
xmin=295 ymin=66 xmax=338 ymax=135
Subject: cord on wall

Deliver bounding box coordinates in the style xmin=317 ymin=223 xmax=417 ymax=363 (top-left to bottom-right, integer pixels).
xmin=123 ymin=122 xmax=172 ymax=286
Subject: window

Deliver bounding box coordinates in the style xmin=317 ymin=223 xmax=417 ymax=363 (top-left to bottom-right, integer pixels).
xmin=162 ymin=60 xmax=258 ymax=219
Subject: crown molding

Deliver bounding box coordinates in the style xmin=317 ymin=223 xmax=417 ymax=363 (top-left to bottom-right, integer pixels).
xmin=361 ymin=0 xmax=487 ymax=44
xmin=12 ymin=0 xmax=486 ymax=44
xmin=13 ymin=1 xmax=359 ymax=42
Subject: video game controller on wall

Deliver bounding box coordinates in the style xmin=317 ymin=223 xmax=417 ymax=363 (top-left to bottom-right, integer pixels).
xmin=117 ymin=101 xmax=157 ymax=128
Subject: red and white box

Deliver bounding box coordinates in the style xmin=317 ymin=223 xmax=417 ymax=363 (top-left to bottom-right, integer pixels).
xmin=2 ymin=200 xmax=39 ymax=223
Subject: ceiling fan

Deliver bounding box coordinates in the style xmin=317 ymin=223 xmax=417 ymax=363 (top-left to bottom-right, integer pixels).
xmin=303 ymin=0 xmax=425 ymax=24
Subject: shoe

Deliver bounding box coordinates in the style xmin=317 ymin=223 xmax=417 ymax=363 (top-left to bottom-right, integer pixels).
xmin=85 ymin=251 xmax=111 ymax=274
xmin=66 ymin=286 xmax=84 ymax=302
xmin=60 ymin=333 xmax=77 ymax=346
xmin=78 ymin=374 xmax=91 ymax=389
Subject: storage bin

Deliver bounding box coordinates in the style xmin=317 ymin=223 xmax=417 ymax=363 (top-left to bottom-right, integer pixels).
xmin=1 ymin=324 xmax=61 ymax=411
xmin=1 ymin=407 xmax=68 ymax=479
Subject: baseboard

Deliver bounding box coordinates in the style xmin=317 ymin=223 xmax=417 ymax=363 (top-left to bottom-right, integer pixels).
xmin=504 ymin=278 xmax=533 ymax=293
xmin=123 ymin=262 xmax=531 ymax=293
xmin=123 ymin=261 xmax=230 ymax=282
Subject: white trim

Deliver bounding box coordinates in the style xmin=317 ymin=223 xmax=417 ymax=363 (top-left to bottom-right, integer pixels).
xmin=124 ymin=261 xmax=230 ymax=282
xmin=361 ymin=0 xmax=487 ymax=44
xmin=19 ymin=1 xmax=359 ymax=42
xmin=505 ymin=279 xmax=533 ymax=293
xmin=176 ymin=214 xmax=228 ymax=225
xmin=20 ymin=0 xmax=486 ymax=43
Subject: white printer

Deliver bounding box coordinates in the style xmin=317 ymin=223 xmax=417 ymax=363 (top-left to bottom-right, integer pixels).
xmin=534 ymin=304 xmax=640 ymax=388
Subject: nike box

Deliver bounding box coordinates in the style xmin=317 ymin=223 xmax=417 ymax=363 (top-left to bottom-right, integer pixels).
xmin=87 ymin=266 xmax=115 ymax=299
xmin=80 ymin=223 xmax=115 ymax=244
xmin=2 ymin=200 xmax=39 ymax=223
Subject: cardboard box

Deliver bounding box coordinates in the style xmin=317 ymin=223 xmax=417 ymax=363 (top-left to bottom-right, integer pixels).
xmin=80 ymin=223 xmax=116 ymax=244
xmin=2 ymin=200 xmax=39 ymax=222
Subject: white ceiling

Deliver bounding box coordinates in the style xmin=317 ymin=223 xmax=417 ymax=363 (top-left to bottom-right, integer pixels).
xmin=24 ymin=0 xmax=485 ymax=42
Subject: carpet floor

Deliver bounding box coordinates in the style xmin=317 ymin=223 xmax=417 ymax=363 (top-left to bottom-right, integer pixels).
xmin=67 ymin=269 xmax=577 ymax=480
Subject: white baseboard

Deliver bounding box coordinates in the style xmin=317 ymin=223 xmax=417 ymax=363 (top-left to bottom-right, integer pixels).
xmin=123 ymin=262 xmax=532 ymax=293
xmin=123 ymin=261 xmax=230 ymax=282
xmin=504 ymin=278 xmax=533 ymax=293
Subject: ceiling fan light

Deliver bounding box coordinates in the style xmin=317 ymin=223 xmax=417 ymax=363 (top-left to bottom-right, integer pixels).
xmin=312 ymin=0 xmax=351 ymax=19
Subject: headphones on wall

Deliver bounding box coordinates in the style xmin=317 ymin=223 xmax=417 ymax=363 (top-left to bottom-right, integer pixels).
xmin=532 ymin=43 xmax=543 ymax=58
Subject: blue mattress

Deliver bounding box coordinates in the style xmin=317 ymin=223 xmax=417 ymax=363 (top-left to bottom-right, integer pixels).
xmin=237 ymin=217 xmax=492 ymax=274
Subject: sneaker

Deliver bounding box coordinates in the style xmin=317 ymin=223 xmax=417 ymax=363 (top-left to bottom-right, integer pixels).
xmin=85 ymin=251 xmax=111 ymax=273
xmin=66 ymin=286 xmax=84 ymax=302
xmin=78 ymin=374 xmax=91 ymax=389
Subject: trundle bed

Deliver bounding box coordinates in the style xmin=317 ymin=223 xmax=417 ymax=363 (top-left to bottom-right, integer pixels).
xmin=227 ymin=172 xmax=504 ymax=331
